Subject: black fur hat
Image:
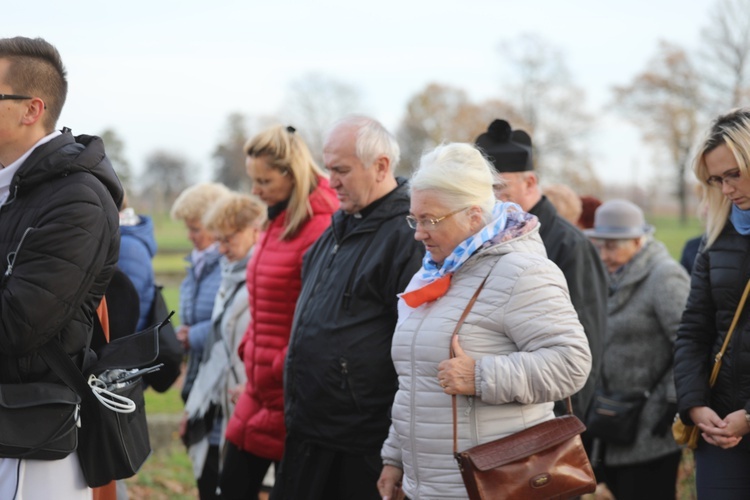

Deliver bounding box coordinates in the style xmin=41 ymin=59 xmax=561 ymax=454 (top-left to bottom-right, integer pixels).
xmin=475 ymin=119 xmax=533 ymax=173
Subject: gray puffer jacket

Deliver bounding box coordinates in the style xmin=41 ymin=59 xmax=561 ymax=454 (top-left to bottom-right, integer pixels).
xmin=381 ymin=218 xmax=591 ymax=499
xmin=600 ymin=239 xmax=689 ymax=466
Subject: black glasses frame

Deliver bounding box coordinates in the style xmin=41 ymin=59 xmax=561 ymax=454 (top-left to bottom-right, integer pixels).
xmin=0 ymin=94 xmax=33 ymax=101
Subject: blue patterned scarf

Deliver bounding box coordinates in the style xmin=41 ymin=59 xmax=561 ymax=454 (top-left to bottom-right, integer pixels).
xmin=417 ymin=201 xmax=521 ymax=281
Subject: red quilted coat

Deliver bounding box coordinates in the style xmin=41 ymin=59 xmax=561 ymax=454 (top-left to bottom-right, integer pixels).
xmin=225 ymin=177 xmax=338 ymax=460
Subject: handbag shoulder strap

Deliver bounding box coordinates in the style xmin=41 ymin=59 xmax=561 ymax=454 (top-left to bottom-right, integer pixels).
xmin=452 ymin=276 xmax=488 ymax=456
xmin=450 ymin=275 xmax=575 ymax=456
xmin=709 ymin=277 xmax=750 ymax=387
xmin=39 ymin=341 xmax=96 ymax=406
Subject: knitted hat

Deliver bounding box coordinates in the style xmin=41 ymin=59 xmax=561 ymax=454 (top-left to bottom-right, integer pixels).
xmin=475 ymin=119 xmax=533 ymax=173
xmin=584 ymin=199 xmax=654 ymax=240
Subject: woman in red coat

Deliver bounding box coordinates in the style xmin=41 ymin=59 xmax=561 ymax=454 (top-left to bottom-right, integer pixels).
xmin=221 ymin=125 xmax=338 ymax=499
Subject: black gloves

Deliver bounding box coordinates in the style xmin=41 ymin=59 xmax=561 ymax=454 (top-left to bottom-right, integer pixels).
xmin=651 ymin=402 xmax=678 ymax=436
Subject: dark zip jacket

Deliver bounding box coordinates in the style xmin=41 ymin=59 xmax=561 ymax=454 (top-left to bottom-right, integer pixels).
xmin=675 ymin=221 xmax=750 ymax=452
xmin=284 ymin=178 xmax=424 ymax=454
xmin=0 ymin=130 xmax=122 ymax=383
xmin=530 ymin=195 xmax=607 ymax=418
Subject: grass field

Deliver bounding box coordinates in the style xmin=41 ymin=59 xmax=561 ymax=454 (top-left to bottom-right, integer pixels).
xmin=134 ymin=213 xmax=702 ymax=499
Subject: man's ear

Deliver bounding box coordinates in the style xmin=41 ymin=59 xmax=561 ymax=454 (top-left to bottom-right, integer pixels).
xmin=20 ymin=97 xmax=45 ymax=126
xmin=524 ymin=172 xmax=539 ymax=190
xmin=373 ymin=155 xmax=391 ymax=181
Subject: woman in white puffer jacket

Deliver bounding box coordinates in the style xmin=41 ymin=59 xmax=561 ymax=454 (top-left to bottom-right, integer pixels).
xmin=377 ymin=143 xmax=592 ymax=500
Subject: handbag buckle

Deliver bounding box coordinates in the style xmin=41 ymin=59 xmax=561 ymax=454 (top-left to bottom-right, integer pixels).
xmin=530 ymin=473 xmax=552 ymax=488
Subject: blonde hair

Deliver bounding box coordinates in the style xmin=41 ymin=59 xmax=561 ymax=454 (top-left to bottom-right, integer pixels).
xmin=544 ymin=184 xmax=583 ymax=225
xmin=692 ymin=108 xmax=750 ymax=247
xmin=203 ymin=192 xmax=267 ymax=235
xmin=245 ymin=125 xmax=328 ymax=240
xmin=411 ymin=143 xmax=495 ymax=223
xmin=170 ymin=182 xmax=231 ymax=222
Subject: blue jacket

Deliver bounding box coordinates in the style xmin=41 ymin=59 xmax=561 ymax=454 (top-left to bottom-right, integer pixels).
xmin=180 ymin=246 xmax=223 ymax=401
xmin=119 ymin=215 xmax=157 ymax=331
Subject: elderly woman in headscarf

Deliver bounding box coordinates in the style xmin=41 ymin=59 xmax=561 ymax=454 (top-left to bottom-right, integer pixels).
xmin=377 ymin=143 xmax=591 ymax=500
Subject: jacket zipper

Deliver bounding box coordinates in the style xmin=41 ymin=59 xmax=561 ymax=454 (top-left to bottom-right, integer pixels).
xmin=3 ymin=226 xmax=34 ymax=281
xmin=339 ymin=357 xmax=362 ymax=412
xmin=341 ymin=231 xmax=377 ymax=311
xmin=2 ymin=184 xmax=20 ymax=210
xmin=408 ymin=311 xmax=430 ymax=494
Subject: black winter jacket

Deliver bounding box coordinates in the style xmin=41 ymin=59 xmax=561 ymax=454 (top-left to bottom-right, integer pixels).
xmin=284 ymin=179 xmax=424 ymax=454
xmin=675 ymin=221 xmax=750 ymax=435
xmin=0 ymin=130 xmax=122 ymax=384
xmin=530 ymin=196 xmax=607 ymax=418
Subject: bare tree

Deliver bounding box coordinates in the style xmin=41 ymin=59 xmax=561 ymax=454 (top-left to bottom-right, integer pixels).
xmin=212 ymin=113 xmax=251 ymax=192
xmin=278 ymin=73 xmax=364 ymax=164
xmin=613 ymin=41 xmax=703 ymax=224
xmin=396 ymin=83 xmax=521 ymax=176
xmin=100 ymin=128 xmax=132 ymax=194
xmin=498 ymin=33 xmax=596 ymax=187
xmin=140 ymin=150 xmax=192 ymax=213
xmin=699 ymin=0 xmax=750 ymax=113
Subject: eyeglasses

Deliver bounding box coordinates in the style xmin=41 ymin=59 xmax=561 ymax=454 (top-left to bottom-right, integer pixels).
xmin=216 ymin=231 xmax=239 ymax=245
xmin=406 ymin=207 xmax=467 ymax=230
xmin=590 ymin=238 xmax=632 ymax=252
xmin=706 ymin=169 xmax=742 ymax=187
xmin=0 ymin=94 xmax=33 ymax=101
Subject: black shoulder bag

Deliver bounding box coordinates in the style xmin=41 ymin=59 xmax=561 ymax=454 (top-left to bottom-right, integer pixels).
xmin=44 ymin=317 xmax=168 ymax=487
xmin=586 ymin=357 xmax=672 ymax=446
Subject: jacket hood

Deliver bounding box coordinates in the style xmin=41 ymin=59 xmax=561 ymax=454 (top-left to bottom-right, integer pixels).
xmin=120 ymin=215 xmax=157 ymax=258
xmin=13 ymin=130 xmax=124 ymax=208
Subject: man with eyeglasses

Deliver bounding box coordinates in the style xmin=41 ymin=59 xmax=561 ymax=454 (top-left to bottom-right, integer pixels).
xmin=274 ymin=116 xmax=424 ymax=500
xmin=0 ymin=37 xmax=122 ymax=497
xmin=475 ymin=120 xmax=607 ymax=450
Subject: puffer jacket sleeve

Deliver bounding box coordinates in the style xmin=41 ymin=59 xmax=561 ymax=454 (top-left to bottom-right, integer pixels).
xmin=381 ymin=422 xmax=403 ymax=468
xmin=478 ymin=258 xmax=591 ymax=405
xmin=674 ymin=247 xmax=716 ymax=423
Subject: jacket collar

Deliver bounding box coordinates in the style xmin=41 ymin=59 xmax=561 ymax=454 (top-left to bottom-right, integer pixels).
xmin=331 ymin=177 xmax=411 ymax=241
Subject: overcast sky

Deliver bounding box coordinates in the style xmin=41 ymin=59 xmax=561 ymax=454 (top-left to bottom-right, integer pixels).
xmin=8 ymin=0 xmax=718 ymax=187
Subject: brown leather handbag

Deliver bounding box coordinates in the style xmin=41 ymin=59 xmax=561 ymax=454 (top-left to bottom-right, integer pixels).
xmin=451 ymin=277 xmax=597 ymax=499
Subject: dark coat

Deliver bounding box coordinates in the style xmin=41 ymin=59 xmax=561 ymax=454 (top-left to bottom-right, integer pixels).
xmin=530 ymin=195 xmax=607 ymax=417
xmin=283 ymin=179 xmax=425 ymax=454
xmin=0 ymin=130 xmax=122 ymax=383
xmin=675 ymin=221 xmax=750 ymax=449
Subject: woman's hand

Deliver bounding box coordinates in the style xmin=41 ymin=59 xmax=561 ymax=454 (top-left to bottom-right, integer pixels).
xmin=437 ymin=336 xmax=476 ymax=395
xmin=176 ymin=325 xmax=190 ymax=350
xmin=691 ymin=406 xmax=744 ymax=449
xmin=377 ymin=465 xmax=404 ymax=500
xmin=178 ymin=412 xmax=188 ymax=438
xmin=228 ymin=384 xmax=245 ymax=405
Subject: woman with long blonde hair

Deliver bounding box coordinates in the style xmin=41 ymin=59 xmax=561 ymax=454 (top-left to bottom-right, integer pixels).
xmin=221 ymin=125 xmax=338 ymax=498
